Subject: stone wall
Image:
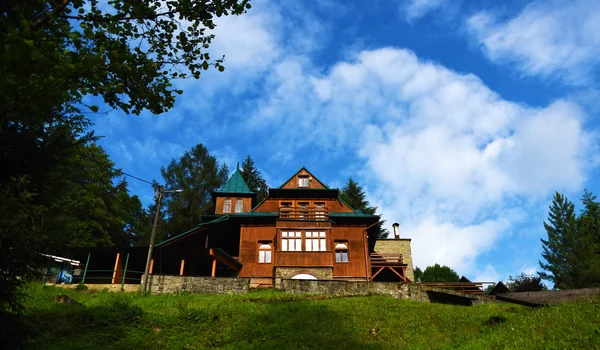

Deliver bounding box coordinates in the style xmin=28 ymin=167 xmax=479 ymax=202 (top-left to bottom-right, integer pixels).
xmin=374 ymin=239 xmax=415 ymax=282
xmin=49 ymin=283 xmax=140 ymax=293
xmin=275 ymin=267 xmax=333 ymax=280
xmin=280 ymin=279 xmax=430 ymax=302
xmin=147 ymin=275 xmax=250 ymax=294
xmin=280 ymin=279 xmax=490 ymax=305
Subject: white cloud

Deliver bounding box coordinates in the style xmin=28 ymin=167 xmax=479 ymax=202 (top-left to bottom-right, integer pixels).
xmin=466 ymin=0 xmax=600 ymax=85
xmin=402 ymin=0 xmax=447 ymax=22
xmin=246 ymin=47 xmax=595 ymax=276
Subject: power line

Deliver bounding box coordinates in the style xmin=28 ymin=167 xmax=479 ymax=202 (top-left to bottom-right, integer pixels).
xmin=121 ymin=171 xmax=154 ymax=185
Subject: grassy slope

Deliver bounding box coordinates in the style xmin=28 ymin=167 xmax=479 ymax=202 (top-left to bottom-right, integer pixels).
xmin=24 ymin=284 xmax=600 ymax=349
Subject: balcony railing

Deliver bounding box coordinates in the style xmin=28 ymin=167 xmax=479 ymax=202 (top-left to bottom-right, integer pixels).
xmin=370 ymin=253 xmax=404 ymax=266
xmin=279 ymin=206 xmax=328 ymax=220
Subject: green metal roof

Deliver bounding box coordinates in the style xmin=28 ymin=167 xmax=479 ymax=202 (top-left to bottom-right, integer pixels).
xmin=218 ymin=168 xmax=254 ymax=194
xmin=155 ymin=215 xmax=230 ymax=247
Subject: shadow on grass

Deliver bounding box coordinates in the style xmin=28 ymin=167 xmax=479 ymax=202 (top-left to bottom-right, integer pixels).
xmin=25 ymin=301 xmax=144 ymax=349
xmin=216 ymin=298 xmax=384 ymax=349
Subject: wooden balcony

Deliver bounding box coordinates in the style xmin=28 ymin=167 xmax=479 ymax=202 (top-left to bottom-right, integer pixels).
xmin=279 ymin=206 xmax=328 ymax=220
xmin=275 ymin=251 xmax=333 ymax=267
xmin=370 ymin=253 xmax=404 ymax=266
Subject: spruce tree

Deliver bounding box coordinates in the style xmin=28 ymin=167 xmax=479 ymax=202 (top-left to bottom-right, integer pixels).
xmin=160 ymin=144 xmax=229 ymax=237
xmin=240 ymin=155 xmax=269 ymax=203
xmin=340 ymin=177 xmax=390 ymax=239
xmin=539 ymin=192 xmax=577 ymax=289
xmin=573 ymin=190 xmax=600 ymax=287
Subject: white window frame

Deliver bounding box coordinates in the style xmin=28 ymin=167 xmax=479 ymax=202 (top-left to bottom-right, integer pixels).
xmin=335 ymin=242 xmax=349 ymax=262
xmin=235 ymin=199 xmax=244 ymax=213
xmin=258 ymin=243 xmax=272 ymax=263
xmin=305 ymin=231 xmax=326 ymax=251
xmin=281 ymin=231 xmax=302 ymax=251
xmin=298 ymin=176 xmax=309 ymax=187
xmin=223 ymin=198 xmax=232 ymax=213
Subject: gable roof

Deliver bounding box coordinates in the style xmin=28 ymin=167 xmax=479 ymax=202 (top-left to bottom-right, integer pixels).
xmin=278 ymin=167 xmax=328 ymax=189
xmin=218 ymin=168 xmax=254 ymax=194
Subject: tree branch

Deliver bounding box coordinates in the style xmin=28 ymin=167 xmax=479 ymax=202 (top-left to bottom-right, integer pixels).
xmin=60 ymin=11 xmax=179 ymax=23
xmin=31 ymin=0 xmax=74 ymax=31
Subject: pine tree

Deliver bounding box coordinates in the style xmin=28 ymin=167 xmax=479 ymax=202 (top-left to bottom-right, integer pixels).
xmin=573 ymin=190 xmax=600 ymax=287
xmin=240 ymin=155 xmax=269 ymax=203
xmin=160 ymin=144 xmax=229 ymax=237
xmin=539 ymin=192 xmax=577 ymax=289
xmin=340 ymin=177 xmax=390 ymax=239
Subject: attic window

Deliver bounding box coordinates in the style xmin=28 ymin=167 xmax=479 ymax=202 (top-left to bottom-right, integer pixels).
xmin=223 ymin=198 xmax=232 ymax=213
xmin=235 ymin=199 xmax=244 ymax=213
xmin=298 ymin=176 xmax=309 ymax=187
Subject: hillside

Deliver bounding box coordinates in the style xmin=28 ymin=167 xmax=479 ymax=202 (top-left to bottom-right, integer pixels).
xmin=23 ymin=284 xmax=600 ymax=349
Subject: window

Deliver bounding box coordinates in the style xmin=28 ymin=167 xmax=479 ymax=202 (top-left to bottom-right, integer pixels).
xmin=335 ymin=242 xmax=349 ymax=262
xmin=315 ymin=202 xmax=325 ymax=219
xmin=306 ymin=231 xmax=327 ymax=251
xmin=281 ymin=231 xmax=302 ymax=251
xmin=235 ymin=199 xmax=244 ymax=213
xmin=258 ymin=243 xmax=272 ymax=263
xmin=298 ymin=176 xmax=309 ymax=187
xmin=223 ymin=198 xmax=232 ymax=213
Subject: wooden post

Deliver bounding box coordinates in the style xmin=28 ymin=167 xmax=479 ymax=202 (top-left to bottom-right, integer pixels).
xmin=149 ymin=259 xmax=154 ymax=274
xmin=211 ymin=258 xmax=217 ymax=277
xmin=111 ymin=253 xmax=120 ymax=284
xmin=179 ymin=259 xmax=185 ymax=276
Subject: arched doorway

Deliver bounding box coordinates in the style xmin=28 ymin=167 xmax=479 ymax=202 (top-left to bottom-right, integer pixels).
xmin=291 ymin=274 xmax=317 ymax=280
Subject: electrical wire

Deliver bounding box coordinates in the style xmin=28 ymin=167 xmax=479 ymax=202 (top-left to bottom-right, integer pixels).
xmin=121 ymin=171 xmax=154 ymax=185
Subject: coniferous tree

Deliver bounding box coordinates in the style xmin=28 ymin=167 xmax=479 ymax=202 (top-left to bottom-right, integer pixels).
xmin=539 ymin=192 xmax=578 ymax=289
xmin=240 ymin=155 xmax=269 ymax=203
xmin=340 ymin=177 xmax=390 ymax=239
xmin=573 ymin=190 xmax=600 ymax=287
xmin=160 ymin=144 xmax=229 ymax=237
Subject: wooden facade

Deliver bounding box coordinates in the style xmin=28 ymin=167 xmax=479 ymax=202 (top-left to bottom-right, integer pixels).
xmin=153 ymin=167 xmax=413 ymax=285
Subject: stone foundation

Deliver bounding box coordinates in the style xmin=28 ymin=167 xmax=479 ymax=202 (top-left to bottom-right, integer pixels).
xmin=147 ymin=275 xmax=249 ymax=294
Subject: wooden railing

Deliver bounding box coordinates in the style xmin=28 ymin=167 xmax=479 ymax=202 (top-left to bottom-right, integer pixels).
xmin=370 ymin=253 xmax=404 ymax=266
xmin=279 ymin=207 xmax=328 ymax=220
xmin=420 ymin=282 xmax=485 ymax=295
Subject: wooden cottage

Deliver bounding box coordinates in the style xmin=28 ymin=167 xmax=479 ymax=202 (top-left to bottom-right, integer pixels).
xmin=152 ymin=167 xmax=414 ymax=286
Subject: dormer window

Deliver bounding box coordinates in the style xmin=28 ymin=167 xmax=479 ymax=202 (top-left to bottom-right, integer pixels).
xmin=223 ymin=198 xmax=232 ymax=213
xmin=298 ymin=176 xmax=309 ymax=187
xmin=235 ymin=199 xmax=244 ymax=213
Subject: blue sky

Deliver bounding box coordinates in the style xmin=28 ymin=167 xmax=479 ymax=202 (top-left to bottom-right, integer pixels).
xmin=90 ymin=0 xmax=600 ymax=283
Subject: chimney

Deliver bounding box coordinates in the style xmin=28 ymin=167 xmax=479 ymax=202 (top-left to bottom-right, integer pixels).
xmin=392 ymin=222 xmax=400 ymax=239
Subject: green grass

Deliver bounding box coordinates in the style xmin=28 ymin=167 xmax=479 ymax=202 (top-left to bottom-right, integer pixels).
xmin=23 ymin=284 xmax=600 ymax=349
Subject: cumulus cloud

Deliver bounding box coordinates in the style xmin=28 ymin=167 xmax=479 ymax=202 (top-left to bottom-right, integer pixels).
xmin=466 ymin=0 xmax=600 ymax=85
xmin=246 ymin=47 xmax=595 ymax=276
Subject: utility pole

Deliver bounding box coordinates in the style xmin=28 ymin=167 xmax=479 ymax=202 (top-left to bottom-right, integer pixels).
xmin=142 ymin=185 xmax=164 ymax=293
